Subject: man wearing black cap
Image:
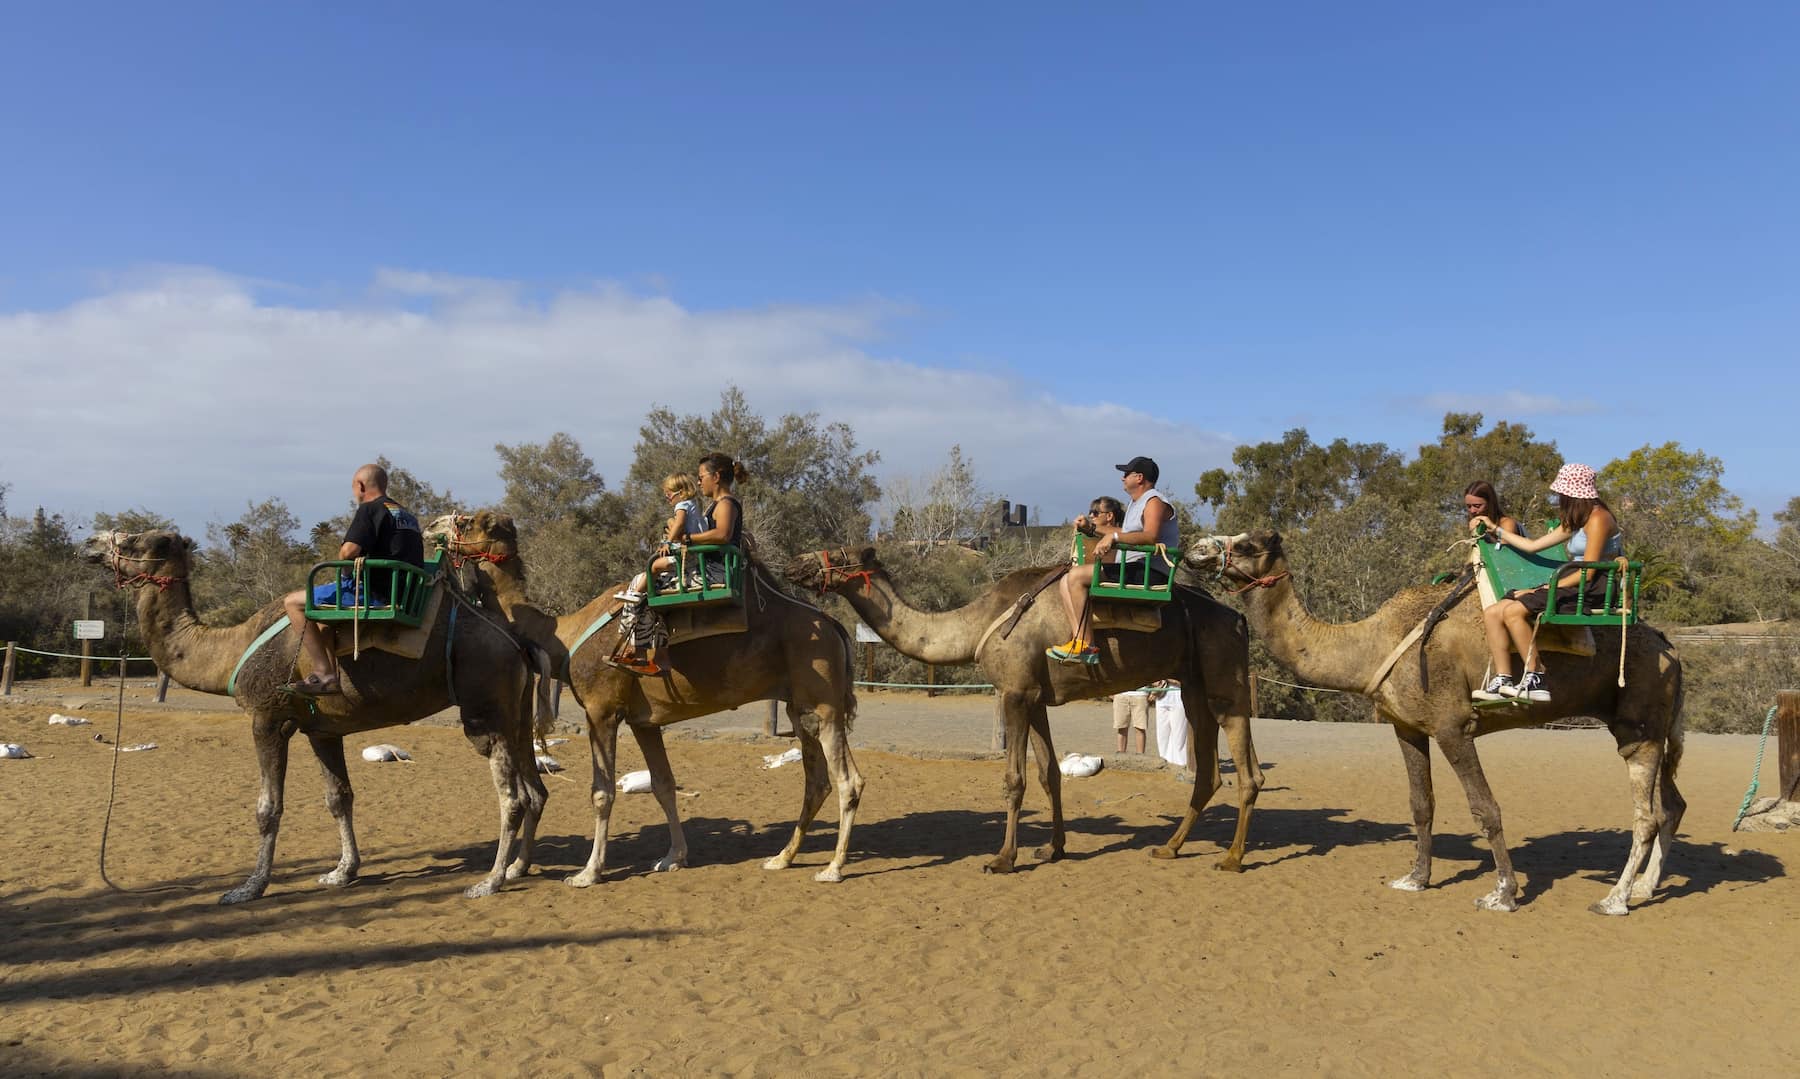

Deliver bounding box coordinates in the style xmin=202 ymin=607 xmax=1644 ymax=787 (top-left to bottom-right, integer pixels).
xmin=1049 ymin=456 xmax=1180 ymax=663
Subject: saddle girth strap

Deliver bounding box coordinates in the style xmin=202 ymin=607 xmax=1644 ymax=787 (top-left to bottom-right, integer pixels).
xmin=974 ymin=565 xmax=1071 ymax=663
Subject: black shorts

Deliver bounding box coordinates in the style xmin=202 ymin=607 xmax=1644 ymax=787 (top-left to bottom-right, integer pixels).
xmin=1100 ymin=561 xmax=1171 ymax=587
xmin=1508 ymin=578 xmax=1610 ymax=616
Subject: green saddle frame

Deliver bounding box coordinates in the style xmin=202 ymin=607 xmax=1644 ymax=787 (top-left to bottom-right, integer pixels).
xmin=1074 ymin=534 xmax=1178 ymax=603
xmin=645 ymin=544 xmax=746 ymax=608
xmin=1476 ymin=522 xmax=1640 ymax=627
xmin=304 ymin=550 xmax=444 ymax=629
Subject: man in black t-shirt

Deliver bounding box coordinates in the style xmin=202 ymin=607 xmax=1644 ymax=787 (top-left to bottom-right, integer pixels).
xmin=281 ymin=463 xmax=425 ymax=695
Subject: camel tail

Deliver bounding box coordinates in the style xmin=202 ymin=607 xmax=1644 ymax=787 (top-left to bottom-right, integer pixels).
xmin=834 ymin=617 xmax=858 ymax=731
xmin=1663 ymin=663 xmax=1685 ymax=784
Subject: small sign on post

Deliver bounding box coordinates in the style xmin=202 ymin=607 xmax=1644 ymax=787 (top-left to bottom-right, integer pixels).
xmin=73 ymin=620 xmax=106 ymax=640
xmin=853 ymin=623 xmax=882 ymax=644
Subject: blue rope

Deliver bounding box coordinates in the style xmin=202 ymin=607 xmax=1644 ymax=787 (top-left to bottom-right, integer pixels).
xmin=1731 ymin=704 xmax=1781 ymax=831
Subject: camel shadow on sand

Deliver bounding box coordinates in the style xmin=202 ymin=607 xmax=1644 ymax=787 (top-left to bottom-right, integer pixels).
xmin=1419 ymin=829 xmax=1786 ymax=908
xmin=0 ymin=867 xmax=682 ymax=1007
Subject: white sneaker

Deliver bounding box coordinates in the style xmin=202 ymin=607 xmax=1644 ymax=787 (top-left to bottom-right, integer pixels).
xmin=1514 ymin=671 xmax=1551 ymax=702
xmin=614 ymin=590 xmax=644 ymax=604
xmin=1472 ymin=675 xmax=1515 ymax=702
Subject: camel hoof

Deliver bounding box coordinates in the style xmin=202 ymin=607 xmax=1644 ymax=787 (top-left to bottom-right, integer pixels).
xmin=1388 ymin=875 xmax=1427 ymax=892
xmin=812 ymin=866 xmax=843 ymax=883
xmin=762 ymin=855 xmax=792 ymax=871
xmin=504 ymin=861 xmax=530 ymax=882
xmin=1213 ymin=856 xmax=1244 ymax=873
xmin=1588 ymin=898 xmax=1631 ymax=917
xmin=316 ymin=868 xmax=357 ymax=888
xmin=564 ymin=870 xmax=600 ymax=889
xmin=982 ymin=858 xmax=1015 ymax=875
xmin=218 ymin=883 xmax=263 ymax=906
xmin=463 ymin=878 xmax=500 ymax=899
xmin=1148 ymin=846 xmax=1178 ymax=861
xmin=652 ymin=855 xmax=685 ymax=873
xmin=1474 ymin=890 xmax=1518 ymax=912
xmin=1033 ymin=845 xmax=1064 ymax=863
xmin=1628 ymin=881 xmax=1656 ymax=902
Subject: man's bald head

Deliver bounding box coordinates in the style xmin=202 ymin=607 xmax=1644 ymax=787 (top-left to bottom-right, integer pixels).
xmin=354 ymin=463 xmax=389 ymax=500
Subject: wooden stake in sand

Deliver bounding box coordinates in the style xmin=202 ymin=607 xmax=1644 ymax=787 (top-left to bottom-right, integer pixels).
xmin=1778 ymin=690 xmax=1799 ymax=805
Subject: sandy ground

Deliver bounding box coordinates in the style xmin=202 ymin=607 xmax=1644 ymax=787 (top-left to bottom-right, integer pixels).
xmin=1 ymin=680 xmax=1796 ymax=1077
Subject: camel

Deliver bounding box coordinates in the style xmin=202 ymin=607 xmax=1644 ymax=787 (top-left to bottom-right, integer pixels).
xmin=427 ymin=511 xmax=864 ymax=884
xmin=784 ymin=546 xmax=1262 ymax=873
xmin=1184 ymin=531 xmax=1685 ymax=915
xmin=86 ymin=530 xmax=547 ymax=903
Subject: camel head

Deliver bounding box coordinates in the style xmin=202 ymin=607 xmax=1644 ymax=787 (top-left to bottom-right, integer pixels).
xmin=1179 ymin=530 xmax=1287 ymax=589
xmin=425 ymin=509 xmax=520 ymax=564
xmin=84 ymin=529 xmax=196 ymax=590
xmin=783 ymin=545 xmax=881 ymax=594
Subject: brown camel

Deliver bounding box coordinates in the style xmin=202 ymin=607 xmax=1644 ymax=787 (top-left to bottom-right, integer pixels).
xmin=86 ymin=530 xmax=547 ymax=903
xmin=1185 ymin=531 xmax=1685 ymax=915
xmin=785 ymin=546 xmax=1262 ymax=873
xmin=427 ymin=511 xmax=864 ymax=884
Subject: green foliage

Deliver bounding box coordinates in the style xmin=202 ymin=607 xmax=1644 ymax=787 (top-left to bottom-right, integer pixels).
xmin=1196 ymin=428 xmax=1402 ymax=533
xmin=198 ymin=498 xmax=312 ymax=623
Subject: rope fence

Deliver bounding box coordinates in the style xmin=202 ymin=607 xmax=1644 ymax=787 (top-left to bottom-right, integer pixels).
xmin=13 ymin=646 xmax=157 ymax=663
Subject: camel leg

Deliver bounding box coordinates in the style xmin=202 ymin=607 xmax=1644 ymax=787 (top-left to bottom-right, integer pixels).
xmin=809 ymin=712 xmax=865 ymax=883
xmin=1636 ymin=747 xmax=1686 ymax=901
xmin=220 ymin=713 xmax=295 ymax=905
xmin=1433 ymin=729 xmax=1519 ymax=911
xmin=1389 ymin=725 xmax=1435 ymax=892
xmin=1211 ymin=706 xmax=1262 ymax=871
xmin=568 ymin=712 xmax=624 ymax=888
xmin=1026 ymin=705 xmax=1065 ymax=863
xmin=465 ymin=706 xmax=534 ymax=899
xmin=1152 ymin=692 xmax=1218 ymax=862
xmin=505 ymin=680 xmax=550 ymax=881
xmin=764 ymin=726 xmax=832 ymax=872
xmin=984 ymin=692 xmax=1033 ymax=874
xmin=627 ymin=724 xmax=689 ymax=872
xmin=307 ymin=733 xmax=361 ymax=888
xmin=1592 ymin=729 xmax=1665 ymax=916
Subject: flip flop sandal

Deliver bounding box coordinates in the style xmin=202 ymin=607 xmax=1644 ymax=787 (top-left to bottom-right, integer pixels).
xmin=285 ymin=674 xmax=342 ymax=696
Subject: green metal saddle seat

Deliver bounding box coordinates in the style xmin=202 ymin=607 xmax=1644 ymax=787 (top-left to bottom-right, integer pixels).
xmin=645 ymin=544 xmax=746 ymax=608
xmin=1476 ymin=523 xmax=1641 ymax=627
xmin=1074 ymin=534 xmax=1179 ymax=603
xmin=304 ymin=551 xmax=445 ymax=629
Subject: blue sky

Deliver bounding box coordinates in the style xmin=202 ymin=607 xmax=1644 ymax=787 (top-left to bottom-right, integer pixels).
xmin=3 ymin=3 xmax=1794 ymax=535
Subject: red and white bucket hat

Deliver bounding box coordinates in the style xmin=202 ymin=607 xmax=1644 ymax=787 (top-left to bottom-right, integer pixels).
xmin=1549 ymin=462 xmax=1599 ymax=500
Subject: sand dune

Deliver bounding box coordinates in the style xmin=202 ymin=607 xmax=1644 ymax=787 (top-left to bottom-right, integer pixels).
xmin=1 ymin=692 xmax=1794 ymax=1076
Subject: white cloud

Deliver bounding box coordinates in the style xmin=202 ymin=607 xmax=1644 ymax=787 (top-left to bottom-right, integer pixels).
xmin=1 ymin=267 xmax=1237 ymax=534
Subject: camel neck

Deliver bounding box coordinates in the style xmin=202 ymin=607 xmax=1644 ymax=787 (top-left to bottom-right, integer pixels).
xmin=833 ymin=569 xmax=993 ymax=666
xmin=470 ymin=559 xmax=587 ymax=653
xmin=1240 ymin=573 xmax=1400 ymax=693
xmin=132 ymin=580 xmax=281 ymax=696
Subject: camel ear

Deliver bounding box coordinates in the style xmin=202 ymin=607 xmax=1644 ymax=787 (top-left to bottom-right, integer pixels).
xmin=856 ymin=546 xmax=878 ymax=566
xmin=182 ymin=536 xmax=197 ymax=553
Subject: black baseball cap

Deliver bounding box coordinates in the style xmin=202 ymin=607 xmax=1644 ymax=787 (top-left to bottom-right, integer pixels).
xmin=1115 ymin=456 xmax=1159 ymax=486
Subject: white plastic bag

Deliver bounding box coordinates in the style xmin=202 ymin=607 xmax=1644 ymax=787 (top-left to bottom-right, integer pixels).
xmin=1058 ymin=752 xmax=1104 ymax=778
xmin=48 ymin=713 xmax=91 ymax=726
xmin=616 ymin=769 xmax=652 ymax=793
xmin=0 ymin=743 xmax=31 ymax=759
xmin=536 ymin=755 xmax=564 ymax=774
xmin=761 ymin=747 xmax=803 ymax=769
xmin=120 ymin=743 xmax=158 ymax=753
xmin=360 ymin=744 xmax=413 ymax=762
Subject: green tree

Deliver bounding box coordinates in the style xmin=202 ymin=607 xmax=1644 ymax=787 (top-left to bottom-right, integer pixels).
xmin=492 ymin=433 xmax=629 ymax=615
xmin=1599 ymin=443 xmax=1760 ymax=623
xmin=1196 ymin=428 xmax=1403 ymax=533
xmin=1402 ymin=412 xmax=1563 ymax=537
xmin=626 ymin=386 xmax=881 ymax=564
xmin=200 ymin=498 xmax=312 ymax=622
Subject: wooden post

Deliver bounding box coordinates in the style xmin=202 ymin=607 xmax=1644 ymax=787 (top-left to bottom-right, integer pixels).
xmin=863 ymin=642 xmax=874 ymax=684
xmin=1777 ymin=690 xmax=1800 ymax=804
xmin=80 ymin=592 xmax=95 ymax=687
xmin=991 ymin=691 xmax=1006 ymax=751
xmin=765 ymin=699 xmax=779 ymax=737
xmin=1 ymin=642 xmax=14 ymax=696
xmin=926 ymin=663 xmax=937 ymax=698
xmin=155 ymin=671 xmax=171 ymax=703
